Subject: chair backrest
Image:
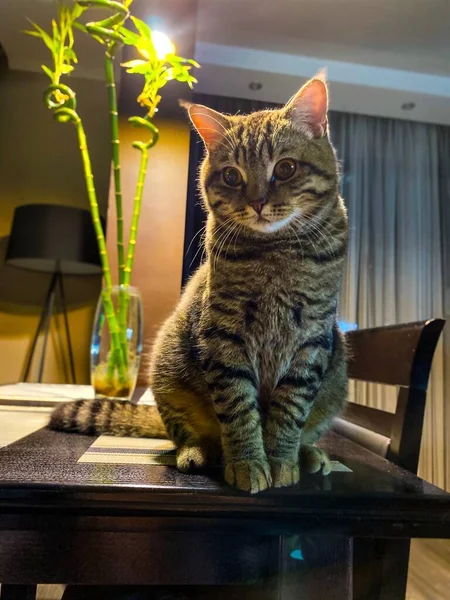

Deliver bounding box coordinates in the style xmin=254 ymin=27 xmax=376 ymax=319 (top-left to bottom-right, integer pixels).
xmin=334 ymin=319 xmax=445 ymax=474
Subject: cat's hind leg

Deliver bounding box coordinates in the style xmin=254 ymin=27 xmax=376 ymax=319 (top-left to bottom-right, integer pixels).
xmin=299 ymin=443 xmax=332 ymax=475
xmin=154 ymin=386 xmax=222 ymax=473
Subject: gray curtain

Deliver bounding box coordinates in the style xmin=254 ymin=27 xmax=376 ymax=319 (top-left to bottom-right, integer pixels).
xmin=183 ymin=95 xmax=450 ymax=490
xmin=329 ymin=111 xmax=450 ymax=491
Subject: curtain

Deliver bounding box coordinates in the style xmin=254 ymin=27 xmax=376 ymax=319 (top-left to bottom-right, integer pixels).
xmin=329 ymin=112 xmax=449 ymax=491
xmin=182 ymin=94 xmax=450 ymax=491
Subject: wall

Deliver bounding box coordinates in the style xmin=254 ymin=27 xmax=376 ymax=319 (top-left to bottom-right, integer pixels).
xmin=106 ymin=116 xmax=191 ymax=383
xmin=0 ymin=71 xmax=111 ymax=384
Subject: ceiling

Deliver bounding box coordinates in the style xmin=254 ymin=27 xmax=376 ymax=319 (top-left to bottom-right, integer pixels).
xmin=1 ymin=0 xmax=450 ymax=124
xmin=197 ymin=0 xmax=450 ymax=76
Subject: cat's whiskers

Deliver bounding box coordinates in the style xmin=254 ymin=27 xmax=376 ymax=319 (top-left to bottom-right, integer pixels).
xmin=301 ymin=214 xmax=338 ymax=258
xmin=307 ymin=216 xmax=339 ymax=234
xmin=229 ymin=222 xmax=245 ymax=258
xmin=189 ymin=228 xmax=208 ymax=269
xmin=222 ymin=222 xmax=240 ymax=262
xmin=308 ymin=226 xmax=335 ymax=259
xmin=292 ymin=214 xmax=335 ymax=260
xmin=198 ymin=216 xmax=234 ymax=269
xmin=210 ymin=219 xmax=238 ymax=272
xmin=308 ymin=222 xmax=337 ymax=254
xmin=200 ymin=216 xmax=235 ymax=266
xmin=185 ymin=224 xmax=207 ymax=259
xmin=213 ymin=221 xmax=240 ymax=272
xmin=286 ymin=221 xmax=304 ymax=260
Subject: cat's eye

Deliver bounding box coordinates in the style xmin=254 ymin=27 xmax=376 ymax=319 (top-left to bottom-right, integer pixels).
xmin=273 ymin=158 xmax=297 ymax=181
xmin=222 ymin=166 xmax=243 ymax=187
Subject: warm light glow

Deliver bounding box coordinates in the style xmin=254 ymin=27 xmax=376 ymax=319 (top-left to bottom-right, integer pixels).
xmin=152 ymin=31 xmax=175 ymax=60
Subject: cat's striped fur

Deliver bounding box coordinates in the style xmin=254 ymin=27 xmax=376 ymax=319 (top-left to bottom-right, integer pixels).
xmin=50 ymin=75 xmax=348 ymax=493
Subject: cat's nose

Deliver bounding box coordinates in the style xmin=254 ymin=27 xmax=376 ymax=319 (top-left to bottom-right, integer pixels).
xmin=248 ymin=198 xmax=267 ymax=215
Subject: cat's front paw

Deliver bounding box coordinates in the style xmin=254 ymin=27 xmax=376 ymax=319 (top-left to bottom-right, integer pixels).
xmin=270 ymin=459 xmax=300 ymax=488
xmin=225 ymin=459 xmax=272 ymax=494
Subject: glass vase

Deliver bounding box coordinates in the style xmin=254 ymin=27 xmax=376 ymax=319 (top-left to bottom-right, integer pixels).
xmin=90 ymin=285 xmax=143 ymax=401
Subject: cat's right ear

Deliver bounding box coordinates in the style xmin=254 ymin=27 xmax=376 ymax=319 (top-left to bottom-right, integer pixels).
xmin=179 ymin=100 xmax=231 ymax=150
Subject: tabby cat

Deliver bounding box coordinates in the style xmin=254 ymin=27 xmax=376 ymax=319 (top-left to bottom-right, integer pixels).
xmin=50 ymin=74 xmax=348 ymax=493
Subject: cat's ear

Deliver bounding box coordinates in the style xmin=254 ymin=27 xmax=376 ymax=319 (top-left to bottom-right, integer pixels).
xmin=179 ymin=100 xmax=231 ymax=149
xmin=284 ymin=72 xmax=329 ymax=138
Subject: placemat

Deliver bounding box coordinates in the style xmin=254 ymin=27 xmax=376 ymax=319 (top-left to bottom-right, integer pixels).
xmin=78 ymin=436 xmax=352 ymax=472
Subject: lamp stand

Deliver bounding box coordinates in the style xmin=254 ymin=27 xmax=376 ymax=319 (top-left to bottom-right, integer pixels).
xmin=23 ymin=269 xmax=76 ymax=383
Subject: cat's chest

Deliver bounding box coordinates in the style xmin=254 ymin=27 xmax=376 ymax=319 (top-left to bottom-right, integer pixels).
xmin=246 ymin=282 xmax=302 ymax=405
xmin=248 ymin=282 xmax=301 ymax=349
xmin=210 ymin=257 xmax=321 ymax=355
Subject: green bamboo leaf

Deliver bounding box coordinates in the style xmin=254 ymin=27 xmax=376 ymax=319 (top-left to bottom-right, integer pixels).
xmin=67 ymin=23 xmax=74 ymax=48
xmin=119 ymin=26 xmax=141 ymax=46
xmin=124 ymin=0 xmax=134 ymax=7
xmin=23 ymin=30 xmax=43 ymax=39
xmin=130 ymin=16 xmax=151 ymax=40
xmin=60 ymin=64 xmax=74 ymax=74
xmin=52 ymin=19 xmax=61 ymax=42
xmin=73 ymin=21 xmax=88 ymax=34
xmin=167 ymin=55 xmax=185 ymax=65
xmin=26 ymin=20 xmax=54 ymax=51
xmin=92 ymin=34 xmax=106 ymax=44
xmin=174 ymin=71 xmax=189 ymax=82
xmin=64 ymin=47 xmax=78 ymax=63
xmin=137 ymin=41 xmax=157 ymax=62
xmin=124 ymin=64 xmax=150 ymax=75
xmin=41 ymin=64 xmax=54 ymax=80
xmin=121 ymin=59 xmax=147 ymax=69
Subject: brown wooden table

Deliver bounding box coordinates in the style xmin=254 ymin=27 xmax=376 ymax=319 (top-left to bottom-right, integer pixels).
xmin=0 ymin=426 xmax=449 ymax=600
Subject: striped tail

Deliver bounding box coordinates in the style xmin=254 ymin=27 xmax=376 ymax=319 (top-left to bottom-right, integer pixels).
xmin=49 ymin=399 xmax=168 ymax=438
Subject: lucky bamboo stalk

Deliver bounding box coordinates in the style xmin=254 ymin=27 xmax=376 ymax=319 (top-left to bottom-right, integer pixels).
xmin=105 ymin=52 xmax=130 ymax=373
xmin=123 ymin=146 xmax=147 ymax=285
xmin=78 ymin=0 xmax=129 ymax=285
xmin=45 ymin=84 xmax=126 ymax=382
xmin=105 ymin=54 xmax=125 ymax=285
xmin=117 ymin=117 xmax=158 ymax=338
xmin=75 ymin=118 xmax=126 ymax=382
xmin=123 ymin=118 xmax=159 ymax=284
xmin=79 ymin=0 xmax=132 ymax=377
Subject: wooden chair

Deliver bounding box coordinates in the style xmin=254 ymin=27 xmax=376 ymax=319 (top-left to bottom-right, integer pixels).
xmin=336 ymin=318 xmax=446 ymax=600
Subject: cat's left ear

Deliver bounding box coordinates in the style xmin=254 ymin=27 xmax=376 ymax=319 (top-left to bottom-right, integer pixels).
xmin=284 ymin=72 xmax=329 ymax=138
xmin=180 ymin=100 xmax=232 ymax=150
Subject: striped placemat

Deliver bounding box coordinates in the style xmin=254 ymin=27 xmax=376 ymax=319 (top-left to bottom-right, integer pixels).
xmin=78 ymin=435 xmax=177 ymax=465
xmin=78 ymin=436 xmax=352 ymax=472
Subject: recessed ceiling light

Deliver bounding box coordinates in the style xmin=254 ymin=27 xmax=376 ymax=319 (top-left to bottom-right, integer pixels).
xmin=401 ymin=102 xmax=416 ymax=111
xmin=249 ymin=82 xmax=263 ymax=91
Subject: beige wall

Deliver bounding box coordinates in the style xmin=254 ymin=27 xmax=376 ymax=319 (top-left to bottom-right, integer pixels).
xmin=0 ymin=71 xmax=111 ymax=384
xmin=106 ymin=116 xmax=191 ymax=383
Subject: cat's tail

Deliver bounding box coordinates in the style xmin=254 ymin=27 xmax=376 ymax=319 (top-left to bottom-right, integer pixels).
xmin=49 ymin=399 xmax=168 ymax=439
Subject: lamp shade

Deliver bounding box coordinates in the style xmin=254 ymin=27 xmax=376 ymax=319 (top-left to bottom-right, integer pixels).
xmin=6 ymin=204 xmax=105 ymax=275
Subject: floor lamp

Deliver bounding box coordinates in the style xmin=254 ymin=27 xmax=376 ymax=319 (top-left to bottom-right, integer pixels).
xmin=6 ymin=204 xmax=104 ymax=383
